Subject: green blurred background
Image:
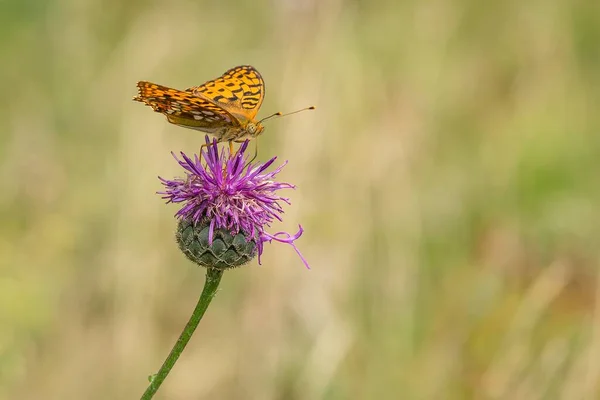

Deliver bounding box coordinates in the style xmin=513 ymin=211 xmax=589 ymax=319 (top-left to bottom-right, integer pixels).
xmin=2 ymin=0 xmax=600 ymax=399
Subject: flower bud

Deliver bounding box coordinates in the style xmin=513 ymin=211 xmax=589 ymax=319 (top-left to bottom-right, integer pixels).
xmin=176 ymin=218 xmax=257 ymax=269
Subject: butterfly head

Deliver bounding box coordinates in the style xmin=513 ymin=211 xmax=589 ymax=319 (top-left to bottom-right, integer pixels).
xmin=245 ymin=121 xmax=264 ymax=137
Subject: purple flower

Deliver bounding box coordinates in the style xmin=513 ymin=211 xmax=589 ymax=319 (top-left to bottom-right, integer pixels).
xmin=159 ymin=136 xmax=309 ymax=269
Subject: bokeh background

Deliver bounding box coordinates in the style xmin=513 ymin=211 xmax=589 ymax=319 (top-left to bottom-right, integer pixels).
xmin=2 ymin=0 xmax=600 ymax=399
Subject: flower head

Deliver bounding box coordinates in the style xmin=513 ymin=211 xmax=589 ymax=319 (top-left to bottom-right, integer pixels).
xmin=159 ymin=136 xmax=309 ymax=269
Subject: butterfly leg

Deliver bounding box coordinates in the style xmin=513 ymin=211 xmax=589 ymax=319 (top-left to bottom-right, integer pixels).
xmin=238 ymin=139 xmax=258 ymax=168
xmin=198 ymin=142 xmax=215 ymax=167
xmin=249 ymin=139 xmax=258 ymax=164
xmin=199 ymin=143 xmax=213 ymax=163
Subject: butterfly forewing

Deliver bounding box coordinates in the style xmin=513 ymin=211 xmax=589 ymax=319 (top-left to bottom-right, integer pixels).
xmin=188 ymin=65 xmax=265 ymax=121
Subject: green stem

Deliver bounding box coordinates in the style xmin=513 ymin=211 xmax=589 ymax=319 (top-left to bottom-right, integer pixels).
xmin=140 ymin=267 xmax=224 ymax=400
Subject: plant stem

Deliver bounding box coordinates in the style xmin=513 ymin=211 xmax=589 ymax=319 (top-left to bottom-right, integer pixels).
xmin=140 ymin=267 xmax=224 ymax=400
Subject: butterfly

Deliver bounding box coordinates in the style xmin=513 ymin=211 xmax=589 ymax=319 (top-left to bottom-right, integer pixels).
xmin=133 ymin=65 xmax=313 ymax=146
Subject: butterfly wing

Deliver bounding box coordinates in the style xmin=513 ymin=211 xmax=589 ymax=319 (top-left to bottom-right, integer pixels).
xmin=187 ymin=65 xmax=265 ymax=121
xmin=134 ymin=81 xmax=240 ymax=132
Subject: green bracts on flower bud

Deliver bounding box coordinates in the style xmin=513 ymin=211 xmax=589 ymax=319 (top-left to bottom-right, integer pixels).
xmin=176 ymin=219 xmax=257 ymax=269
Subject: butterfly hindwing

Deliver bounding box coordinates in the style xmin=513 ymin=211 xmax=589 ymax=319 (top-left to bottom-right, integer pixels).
xmin=134 ymin=81 xmax=239 ymax=131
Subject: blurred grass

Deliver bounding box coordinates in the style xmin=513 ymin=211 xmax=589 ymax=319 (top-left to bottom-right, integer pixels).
xmin=1 ymin=0 xmax=600 ymax=399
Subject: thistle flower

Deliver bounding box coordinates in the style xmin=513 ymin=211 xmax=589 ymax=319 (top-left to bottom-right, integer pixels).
xmin=158 ymin=136 xmax=309 ymax=270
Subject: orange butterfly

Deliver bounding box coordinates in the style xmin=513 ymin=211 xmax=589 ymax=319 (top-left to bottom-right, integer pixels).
xmin=133 ymin=65 xmax=313 ymax=146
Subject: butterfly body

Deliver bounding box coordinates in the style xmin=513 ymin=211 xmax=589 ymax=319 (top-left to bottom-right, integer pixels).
xmin=134 ymin=65 xmax=265 ymax=142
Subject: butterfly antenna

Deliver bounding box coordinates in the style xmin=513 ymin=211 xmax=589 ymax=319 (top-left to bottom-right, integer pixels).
xmin=258 ymin=106 xmax=315 ymax=124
